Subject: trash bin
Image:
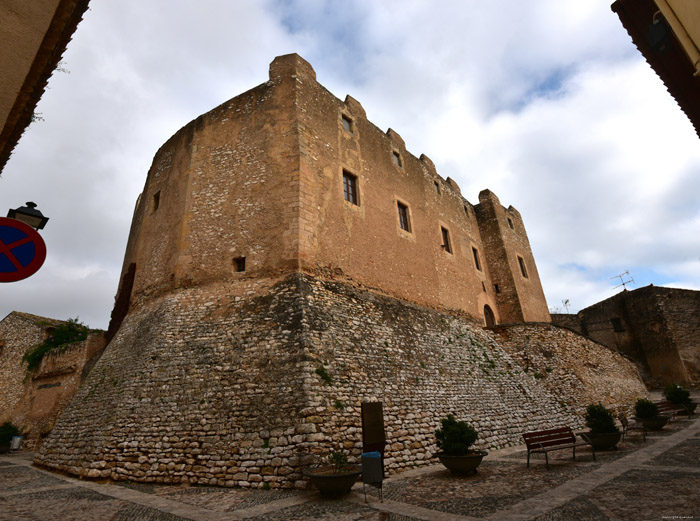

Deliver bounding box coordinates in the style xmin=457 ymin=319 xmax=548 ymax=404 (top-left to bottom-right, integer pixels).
xmin=10 ymin=436 xmax=23 ymax=451
xmin=361 ymin=451 xmax=383 ymax=502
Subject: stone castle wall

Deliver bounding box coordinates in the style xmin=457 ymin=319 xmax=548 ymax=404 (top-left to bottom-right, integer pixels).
xmin=110 ymin=54 xmax=550 ymax=334
xmin=551 ymin=286 xmax=700 ymax=387
xmin=0 ymin=312 xmax=106 ymax=449
xmin=37 ymin=275 xmax=645 ymax=488
xmin=491 ymin=323 xmax=647 ymax=413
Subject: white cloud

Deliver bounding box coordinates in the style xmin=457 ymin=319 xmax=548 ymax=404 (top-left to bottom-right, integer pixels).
xmin=1 ymin=1 xmax=698 ymax=326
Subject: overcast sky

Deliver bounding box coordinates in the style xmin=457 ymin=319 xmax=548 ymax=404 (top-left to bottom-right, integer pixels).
xmin=2 ymin=0 xmax=699 ymax=329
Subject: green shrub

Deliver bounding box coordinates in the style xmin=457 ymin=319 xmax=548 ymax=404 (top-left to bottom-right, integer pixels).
xmin=585 ymin=403 xmax=619 ymax=434
xmin=22 ymin=318 xmax=90 ymax=371
xmin=327 ymin=450 xmax=349 ymax=473
xmin=0 ymin=422 xmax=20 ymax=445
xmin=663 ymin=384 xmax=691 ymax=405
xmin=634 ymin=398 xmax=659 ymax=419
xmin=435 ymin=414 xmax=478 ymax=455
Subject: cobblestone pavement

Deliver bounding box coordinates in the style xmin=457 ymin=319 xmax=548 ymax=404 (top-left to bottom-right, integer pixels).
xmin=1 ymin=415 xmax=698 ymax=521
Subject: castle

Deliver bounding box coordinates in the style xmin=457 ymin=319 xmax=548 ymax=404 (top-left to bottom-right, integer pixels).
xmin=34 ymin=54 xmax=645 ymax=488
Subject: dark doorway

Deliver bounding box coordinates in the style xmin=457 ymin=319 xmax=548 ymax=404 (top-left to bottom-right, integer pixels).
xmin=484 ymin=305 xmax=496 ymax=327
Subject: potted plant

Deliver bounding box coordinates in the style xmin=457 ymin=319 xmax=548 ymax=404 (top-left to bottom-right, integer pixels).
xmin=0 ymin=422 xmax=20 ymax=454
xmin=663 ymin=384 xmax=697 ymax=415
xmin=582 ymin=403 xmax=621 ymax=450
xmin=634 ymin=398 xmax=668 ymax=431
xmin=304 ymin=449 xmax=361 ymax=497
xmin=434 ymin=414 xmax=487 ymax=474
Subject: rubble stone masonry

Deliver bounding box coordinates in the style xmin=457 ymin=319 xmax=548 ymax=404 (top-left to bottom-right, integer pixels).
xmin=36 ymin=275 xmax=646 ymax=488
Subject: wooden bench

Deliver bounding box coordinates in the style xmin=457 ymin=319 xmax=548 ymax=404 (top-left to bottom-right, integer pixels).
xmin=655 ymin=400 xmax=684 ymax=422
xmin=523 ymin=427 xmax=596 ymax=469
xmin=618 ymin=413 xmax=646 ymax=442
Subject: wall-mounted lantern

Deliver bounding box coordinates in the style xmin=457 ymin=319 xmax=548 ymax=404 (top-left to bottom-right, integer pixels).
xmin=7 ymin=202 xmax=49 ymax=230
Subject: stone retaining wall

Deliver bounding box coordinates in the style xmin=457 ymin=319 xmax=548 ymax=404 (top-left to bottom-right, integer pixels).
xmin=36 ymin=274 xmax=646 ymax=488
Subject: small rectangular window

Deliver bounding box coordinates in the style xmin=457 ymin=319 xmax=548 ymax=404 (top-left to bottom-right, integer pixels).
xmin=392 ymin=151 xmax=402 ymax=167
xmin=434 ymin=181 xmax=440 ymax=195
xmin=397 ymin=202 xmax=411 ymax=232
xmin=152 ymin=191 xmax=160 ymax=212
xmin=464 ymin=205 xmax=470 ymax=218
xmin=518 ymin=256 xmax=529 ymax=278
xmin=472 ymin=247 xmax=482 ymax=271
xmin=343 ymin=170 xmax=359 ymax=205
xmin=494 ymin=284 xmax=501 ymax=294
xmin=611 ymin=318 xmax=625 ymax=332
xmin=481 ymin=282 xmax=486 ymax=292
xmin=441 ymin=227 xmax=452 ymax=253
xmin=507 ymin=217 xmax=514 ymax=230
xmin=341 ymin=114 xmax=353 ymax=133
xmin=234 ymin=257 xmax=246 ymax=272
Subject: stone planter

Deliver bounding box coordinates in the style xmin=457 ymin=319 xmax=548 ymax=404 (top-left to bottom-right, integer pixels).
xmin=635 ymin=415 xmax=669 ymax=431
xmin=582 ymin=431 xmax=622 ymax=450
xmin=304 ymin=466 xmax=361 ymax=497
xmin=436 ymin=450 xmax=488 ymax=475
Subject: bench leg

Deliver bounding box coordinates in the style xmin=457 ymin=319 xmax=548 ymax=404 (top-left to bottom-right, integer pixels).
xmin=572 ymin=446 xmax=576 ymax=461
xmin=544 ymin=452 xmax=549 ymax=470
xmin=527 ymin=451 xmax=530 ymax=468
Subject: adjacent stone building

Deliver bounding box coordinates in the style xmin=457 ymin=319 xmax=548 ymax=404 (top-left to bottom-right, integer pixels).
xmin=35 ymin=54 xmax=646 ymax=488
xmin=552 ymin=285 xmax=700 ymax=387
xmin=0 ymin=311 xmax=105 ymax=449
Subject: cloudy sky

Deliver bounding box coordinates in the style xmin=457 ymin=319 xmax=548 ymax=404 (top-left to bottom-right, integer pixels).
xmin=2 ymin=0 xmax=699 ymax=329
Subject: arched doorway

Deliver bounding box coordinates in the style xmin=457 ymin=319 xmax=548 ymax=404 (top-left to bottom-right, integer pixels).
xmin=483 ymin=305 xmax=496 ymax=327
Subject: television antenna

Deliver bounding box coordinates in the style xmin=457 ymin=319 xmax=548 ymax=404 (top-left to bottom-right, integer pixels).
xmin=562 ymin=299 xmax=570 ymax=313
xmin=611 ymin=270 xmax=634 ymax=290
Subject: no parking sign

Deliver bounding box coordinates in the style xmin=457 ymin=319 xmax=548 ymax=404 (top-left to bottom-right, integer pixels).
xmin=0 ymin=217 xmax=47 ymax=282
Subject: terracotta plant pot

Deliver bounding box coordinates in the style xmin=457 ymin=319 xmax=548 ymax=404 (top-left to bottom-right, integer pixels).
xmin=304 ymin=466 xmax=361 ymax=497
xmin=635 ymin=415 xmax=669 ymax=431
xmin=582 ymin=431 xmax=622 ymax=450
xmin=436 ymin=450 xmax=488 ymax=475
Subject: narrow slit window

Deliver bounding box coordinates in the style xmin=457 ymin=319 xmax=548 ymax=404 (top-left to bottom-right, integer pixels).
xmin=441 ymin=227 xmax=452 ymax=253
xmin=397 ymin=202 xmax=410 ymax=232
xmin=464 ymin=205 xmax=470 ymax=218
xmin=152 ymin=191 xmax=160 ymax=212
xmin=481 ymin=282 xmax=486 ymax=292
xmin=434 ymin=181 xmax=440 ymax=195
xmin=518 ymin=256 xmax=529 ymax=278
xmin=507 ymin=217 xmax=514 ymax=230
xmin=494 ymin=284 xmax=501 ymax=294
xmin=392 ymin=151 xmax=402 ymax=167
xmin=341 ymin=114 xmax=353 ymax=133
xmin=234 ymin=257 xmax=246 ymax=272
xmin=472 ymin=247 xmax=482 ymax=271
xmin=342 ymin=170 xmax=359 ymax=205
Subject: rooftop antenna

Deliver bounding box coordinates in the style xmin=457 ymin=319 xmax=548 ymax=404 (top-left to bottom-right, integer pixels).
xmin=611 ymin=270 xmax=634 ymax=291
xmin=562 ymin=299 xmax=570 ymax=313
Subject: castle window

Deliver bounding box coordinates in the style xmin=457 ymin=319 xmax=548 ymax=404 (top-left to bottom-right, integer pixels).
xmin=517 ymin=256 xmax=529 ymax=278
xmin=434 ymin=181 xmax=440 ymax=195
xmin=441 ymin=227 xmax=452 ymax=253
xmin=472 ymin=247 xmax=482 ymax=271
xmin=611 ymin=318 xmax=625 ymax=332
xmin=397 ymin=202 xmax=411 ymax=232
xmin=152 ymin=191 xmax=160 ymax=212
xmin=234 ymin=257 xmax=246 ymax=272
xmin=343 ymin=170 xmax=359 ymax=205
xmin=494 ymin=283 xmax=501 ymax=294
xmin=341 ymin=114 xmax=353 ymax=133
xmin=507 ymin=217 xmax=514 ymax=229
xmin=464 ymin=205 xmax=470 ymax=218
xmin=481 ymin=282 xmax=486 ymax=292
xmin=392 ymin=151 xmax=402 ymax=168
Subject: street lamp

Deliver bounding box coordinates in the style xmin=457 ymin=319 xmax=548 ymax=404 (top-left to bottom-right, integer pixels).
xmin=7 ymin=202 xmax=49 ymax=230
